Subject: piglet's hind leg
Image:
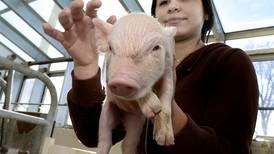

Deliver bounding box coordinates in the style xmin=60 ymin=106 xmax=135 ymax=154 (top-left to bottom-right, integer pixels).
xmin=97 ymin=99 xmax=120 ymax=154
xmin=122 ymin=113 xmax=146 ymax=154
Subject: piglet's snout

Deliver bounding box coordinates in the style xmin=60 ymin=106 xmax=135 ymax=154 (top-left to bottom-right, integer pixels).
xmin=108 ymin=77 xmax=140 ymax=98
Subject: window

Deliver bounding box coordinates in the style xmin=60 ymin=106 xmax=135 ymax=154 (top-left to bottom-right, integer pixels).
xmin=15 ymin=79 xmax=36 ymax=112
xmin=50 ymin=62 xmax=68 ymax=71
xmin=253 ymin=61 xmax=274 ymax=137
xmin=213 ymin=0 xmax=274 ymax=32
xmin=40 ymin=76 xmax=64 ymax=113
xmin=2 ymin=11 xmax=44 ymax=50
xmin=0 ymin=1 xmax=7 ymax=11
xmin=0 ymin=34 xmax=34 ymax=61
xmin=1 ymin=11 xmax=63 ymax=58
xmin=29 ymin=0 xmax=56 ymax=22
xmin=226 ymin=35 xmax=274 ymax=51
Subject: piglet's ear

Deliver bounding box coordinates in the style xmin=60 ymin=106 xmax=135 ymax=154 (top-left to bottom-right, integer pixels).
xmin=92 ymin=18 xmax=113 ymax=52
xmin=163 ymin=26 xmax=177 ymax=38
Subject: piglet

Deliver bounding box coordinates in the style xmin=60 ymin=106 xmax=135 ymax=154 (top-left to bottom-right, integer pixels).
xmin=93 ymin=13 xmax=176 ymax=154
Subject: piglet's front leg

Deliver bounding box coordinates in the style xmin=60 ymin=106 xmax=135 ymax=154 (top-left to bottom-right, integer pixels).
xmin=153 ymin=66 xmax=175 ymax=146
xmin=153 ymin=104 xmax=174 ymax=146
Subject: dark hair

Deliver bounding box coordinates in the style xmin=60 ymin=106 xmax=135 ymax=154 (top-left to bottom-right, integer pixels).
xmin=151 ymin=0 xmax=214 ymax=43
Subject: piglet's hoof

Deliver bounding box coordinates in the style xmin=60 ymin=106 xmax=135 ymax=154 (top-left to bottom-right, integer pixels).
xmin=153 ymin=111 xmax=174 ymax=146
xmin=138 ymin=93 xmax=162 ymax=118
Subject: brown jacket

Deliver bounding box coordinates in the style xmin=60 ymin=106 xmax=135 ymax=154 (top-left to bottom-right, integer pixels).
xmin=67 ymin=43 xmax=259 ymax=154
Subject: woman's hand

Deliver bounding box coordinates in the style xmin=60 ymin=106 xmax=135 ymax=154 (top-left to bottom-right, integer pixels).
xmin=43 ymin=0 xmax=116 ymax=79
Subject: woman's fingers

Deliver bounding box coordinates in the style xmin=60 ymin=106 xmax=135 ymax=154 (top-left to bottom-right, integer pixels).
xmin=86 ymin=0 xmax=102 ymax=18
xmin=58 ymin=8 xmax=73 ymax=31
xmin=42 ymin=23 xmax=64 ymax=43
xmin=71 ymin=0 xmax=85 ymax=21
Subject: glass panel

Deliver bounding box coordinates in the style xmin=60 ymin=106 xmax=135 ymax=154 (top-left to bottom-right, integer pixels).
xmin=83 ymin=0 xmax=127 ymax=21
xmin=18 ymin=79 xmax=35 ymax=103
xmin=29 ymin=0 xmax=56 ymax=21
xmin=15 ymin=79 xmax=36 ymax=111
xmin=2 ymin=11 xmax=43 ymax=48
xmin=47 ymin=45 xmax=63 ymax=58
xmin=253 ymin=61 xmax=274 ymax=137
xmin=0 ymin=34 xmax=34 ymax=61
xmin=0 ymin=1 xmax=7 ymax=11
xmin=213 ymin=0 xmax=274 ymax=32
xmin=66 ymin=114 xmax=72 ymax=125
xmin=226 ymin=35 xmax=274 ymax=51
xmin=29 ymin=0 xmax=63 ymax=32
xmin=1 ymin=11 xmax=62 ymax=58
xmin=0 ymin=92 xmax=5 ymax=103
xmin=50 ymin=62 xmax=68 ymax=71
xmin=138 ymin=0 xmax=152 ymax=15
xmin=255 ymin=111 xmax=274 ymax=137
xmin=41 ymin=76 xmax=64 ymax=113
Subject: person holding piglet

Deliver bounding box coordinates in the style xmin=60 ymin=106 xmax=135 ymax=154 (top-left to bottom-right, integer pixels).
xmin=43 ymin=0 xmax=259 ymax=153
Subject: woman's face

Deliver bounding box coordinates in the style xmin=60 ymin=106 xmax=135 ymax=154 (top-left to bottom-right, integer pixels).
xmin=155 ymin=0 xmax=207 ymax=41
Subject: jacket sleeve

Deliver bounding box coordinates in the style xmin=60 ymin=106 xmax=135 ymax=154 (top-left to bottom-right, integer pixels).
xmin=166 ymin=50 xmax=259 ymax=154
xmin=67 ymin=69 xmax=125 ymax=147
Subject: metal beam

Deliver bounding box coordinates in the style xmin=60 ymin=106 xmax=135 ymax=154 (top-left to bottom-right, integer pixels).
xmin=0 ymin=109 xmax=49 ymax=125
xmin=54 ymin=0 xmax=73 ymax=9
xmin=24 ymin=0 xmax=37 ymax=3
xmin=0 ymin=42 xmax=25 ymax=63
xmin=0 ymin=0 xmax=37 ymax=14
xmin=119 ymin=0 xmax=144 ymax=13
xmin=211 ymin=2 xmax=225 ymax=42
xmin=225 ymin=26 xmax=274 ymax=40
xmin=0 ymin=17 xmax=49 ymax=61
xmin=47 ymin=70 xmax=66 ymax=77
xmin=208 ymin=26 xmax=274 ymax=43
xmin=4 ymin=69 xmax=14 ymax=110
xmin=27 ymin=57 xmax=72 ymax=66
xmin=0 ymin=7 xmax=9 ymax=15
xmin=247 ymin=48 xmax=274 ymax=62
xmin=2 ymin=0 xmax=69 ymax=57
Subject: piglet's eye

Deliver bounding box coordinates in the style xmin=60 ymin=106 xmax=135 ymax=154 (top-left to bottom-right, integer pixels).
xmin=152 ymin=45 xmax=160 ymax=51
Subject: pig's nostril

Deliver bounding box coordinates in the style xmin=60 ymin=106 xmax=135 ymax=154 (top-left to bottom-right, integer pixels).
xmin=126 ymin=86 xmax=134 ymax=91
